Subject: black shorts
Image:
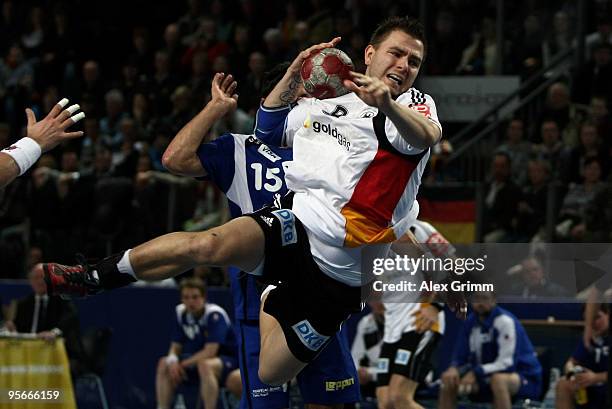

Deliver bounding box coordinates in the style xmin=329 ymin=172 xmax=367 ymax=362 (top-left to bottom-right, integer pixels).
xmin=246 ymin=193 xmax=362 ymax=363
xmin=377 ymin=331 xmax=441 ymax=387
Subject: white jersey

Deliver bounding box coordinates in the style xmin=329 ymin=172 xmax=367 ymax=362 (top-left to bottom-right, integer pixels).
xmin=281 ymin=90 xmax=441 ymax=286
xmin=382 ymin=220 xmax=455 ymax=343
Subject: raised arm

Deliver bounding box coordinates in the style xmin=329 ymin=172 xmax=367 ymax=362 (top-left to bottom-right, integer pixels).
xmin=262 ymin=37 xmax=340 ymax=108
xmin=162 ymin=73 xmax=238 ymax=177
xmin=0 ymin=98 xmax=84 ymax=188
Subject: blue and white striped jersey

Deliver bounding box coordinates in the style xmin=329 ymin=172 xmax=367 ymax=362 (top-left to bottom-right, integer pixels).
xmin=196 ymin=133 xmax=292 ymax=320
xmin=450 ymin=306 xmax=542 ymax=379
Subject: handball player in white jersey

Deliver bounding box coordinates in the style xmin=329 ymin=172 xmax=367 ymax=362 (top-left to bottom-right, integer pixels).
xmin=376 ymin=220 xmax=455 ymax=409
xmin=44 ymin=16 xmax=447 ymax=388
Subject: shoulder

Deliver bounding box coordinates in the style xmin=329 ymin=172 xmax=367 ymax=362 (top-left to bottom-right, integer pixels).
xmin=397 ymin=88 xmax=436 ymax=106
xmin=175 ymin=304 xmax=186 ymax=322
xmin=205 ymin=303 xmax=230 ymax=323
xmin=493 ymin=309 xmax=517 ymax=330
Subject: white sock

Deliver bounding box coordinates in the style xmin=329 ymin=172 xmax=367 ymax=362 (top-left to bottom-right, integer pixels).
xmin=117 ymin=249 xmax=137 ymax=279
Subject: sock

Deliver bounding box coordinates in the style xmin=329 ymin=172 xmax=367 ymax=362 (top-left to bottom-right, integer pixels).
xmin=94 ymin=250 xmax=138 ymax=290
xmin=117 ymin=249 xmax=137 ymax=279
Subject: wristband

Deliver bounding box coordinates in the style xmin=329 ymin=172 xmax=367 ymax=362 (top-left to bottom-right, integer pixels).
xmin=1 ymin=137 xmax=42 ymax=175
xmin=165 ymin=354 xmax=178 ymax=365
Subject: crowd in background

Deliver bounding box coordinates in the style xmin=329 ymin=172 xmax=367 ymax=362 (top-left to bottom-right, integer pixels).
xmin=0 ymin=0 xmax=611 ymax=279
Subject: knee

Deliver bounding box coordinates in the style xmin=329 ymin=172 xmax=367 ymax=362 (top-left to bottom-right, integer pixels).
xmin=490 ymin=373 xmax=508 ymax=392
xmin=197 ymin=359 xmax=213 ymax=377
xmin=157 ymin=357 xmax=168 ymax=374
xmin=556 ymin=377 xmax=572 ymax=394
xmin=189 ymin=231 xmax=228 ymax=266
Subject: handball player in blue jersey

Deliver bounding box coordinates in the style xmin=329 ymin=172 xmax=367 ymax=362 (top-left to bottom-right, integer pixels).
xmin=156 ymin=278 xmax=237 ymax=409
xmin=161 ymin=70 xmax=360 ymax=408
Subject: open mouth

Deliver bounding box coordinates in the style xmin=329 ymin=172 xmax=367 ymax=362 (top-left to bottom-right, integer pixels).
xmin=386 ymin=73 xmax=404 ymax=86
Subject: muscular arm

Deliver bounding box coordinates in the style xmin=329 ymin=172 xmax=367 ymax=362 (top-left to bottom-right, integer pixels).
xmin=381 ymin=99 xmax=441 ymax=149
xmin=162 ymin=73 xmax=238 ymax=177
xmin=345 ymin=72 xmax=441 ymax=150
xmin=262 ymin=37 xmax=340 ymax=108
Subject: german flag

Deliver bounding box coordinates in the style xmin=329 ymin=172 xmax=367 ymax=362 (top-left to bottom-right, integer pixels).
xmin=418 ymin=185 xmax=476 ymax=243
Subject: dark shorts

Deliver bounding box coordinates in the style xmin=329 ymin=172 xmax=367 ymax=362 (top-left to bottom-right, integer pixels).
xmin=246 ymin=193 xmax=362 ymax=363
xmin=182 ymin=355 xmax=238 ymax=386
xmin=377 ymin=331 xmax=441 ymax=387
xmin=471 ymin=372 xmax=541 ymax=402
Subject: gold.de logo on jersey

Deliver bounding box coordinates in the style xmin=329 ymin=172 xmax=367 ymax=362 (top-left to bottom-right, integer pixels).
xmin=325 ymin=377 xmax=355 ymax=391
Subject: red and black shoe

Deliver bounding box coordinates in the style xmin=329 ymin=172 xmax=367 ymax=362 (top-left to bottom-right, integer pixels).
xmin=43 ymin=255 xmax=102 ymax=299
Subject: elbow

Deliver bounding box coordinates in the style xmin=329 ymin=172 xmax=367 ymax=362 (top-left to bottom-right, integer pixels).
xmin=162 ymin=148 xmax=182 ymax=174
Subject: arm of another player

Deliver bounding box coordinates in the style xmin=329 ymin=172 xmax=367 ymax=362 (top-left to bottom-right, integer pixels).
xmin=163 ymin=73 xmax=238 ymax=177
xmin=0 ymin=99 xmax=84 ymax=188
xmin=344 ymin=72 xmax=440 ymax=149
xmin=262 ymin=37 xmax=341 ymax=108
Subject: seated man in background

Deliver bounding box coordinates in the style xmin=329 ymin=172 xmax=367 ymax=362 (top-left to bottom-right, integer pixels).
xmin=556 ymin=304 xmax=609 ymax=409
xmin=439 ymin=291 xmax=542 ymax=409
xmin=351 ymin=300 xmax=385 ymax=401
xmin=155 ymin=278 xmax=237 ymax=409
xmin=5 ymin=264 xmax=84 ymax=375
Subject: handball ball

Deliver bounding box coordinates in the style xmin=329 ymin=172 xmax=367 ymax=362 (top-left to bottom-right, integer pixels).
xmin=300 ymin=48 xmax=354 ymax=99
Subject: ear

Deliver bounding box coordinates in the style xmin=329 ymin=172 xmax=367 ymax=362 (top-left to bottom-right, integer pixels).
xmin=364 ymin=44 xmax=375 ymax=66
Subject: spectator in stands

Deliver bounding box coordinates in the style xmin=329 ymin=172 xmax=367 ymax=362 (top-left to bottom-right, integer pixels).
xmin=351 ymin=300 xmax=385 ymax=400
xmin=515 ymin=159 xmax=552 ymax=241
xmin=588 ymin=96 xmax=612 ymax=151
xmin=238 ymin=51 xmax=267 ymax=115
xmin=483 ymin=152 xmax=522 ymax=242
xmin=543 ymin=11 xmax=574 ymax=68
xmin=426 ymin=11 xmax=463 ymax=75
xmin=439 ymin=291 xmax=542 ymax=409
xmin=563 ymin=122 xmax=608 ymax=184
xmin=572 ymin=42 xmax=612 ymax=105
xmin=72 ymin=60 xmax=105 ymax=117
xmin=155 ymin=278 xmax=237 ymax=409
xmin=556 ymin=304 xmax=609 ymax=409
xmin=100 ymin=89 xmax=129 ymax=151
xmin=5 ymin=264 xmax=84 ymax=375
xmin=556 ymin=157 xmax=605 ymax=241
xmin=541 ymin=82 xmax=588 ymax=148
xmin=508 ymin=255 xmax=569 ymax=299
xmin=585 ymin=16 xmax=612 ymax=59
xmin=496 ymin=118 xmax=531 ymax=185
xmin=532 ymin=119 xmax=566 ymax=179
xmin=457 ymin=17 xmax=500 ymax=75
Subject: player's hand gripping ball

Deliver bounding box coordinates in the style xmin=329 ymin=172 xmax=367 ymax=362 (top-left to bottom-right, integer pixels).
xmin=300 ymin=48 xmax=354 ymax=99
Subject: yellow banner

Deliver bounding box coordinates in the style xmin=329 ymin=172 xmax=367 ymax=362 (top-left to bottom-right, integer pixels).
xmin=0 ymin=337 xmax=76 ymax=409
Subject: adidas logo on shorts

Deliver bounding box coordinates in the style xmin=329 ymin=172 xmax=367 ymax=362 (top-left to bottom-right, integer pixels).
xmin=261 ymin=216 xmax=274 ymax=227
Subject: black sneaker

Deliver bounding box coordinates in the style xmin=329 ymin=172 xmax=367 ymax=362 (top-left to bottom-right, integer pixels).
xmin=43 ymin=255 xmax=102 ymax=299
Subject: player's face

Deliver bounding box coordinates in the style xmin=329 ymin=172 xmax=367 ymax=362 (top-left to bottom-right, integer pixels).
xmin=364 ymin=30 xmax=424 ymax=97
xmin=181 ymin=288 xmax=205 ymax=314
xmin=592 ymin=310 xmax=609 ymax=335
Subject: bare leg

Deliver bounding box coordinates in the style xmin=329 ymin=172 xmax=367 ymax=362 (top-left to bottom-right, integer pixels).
xmin=197 ymin=357 xmax=223 ymax=409
xmin=490 ymin=373 xmax=520 ymax=409
xmin=389 ymin=374 xmax=423 ymax=409
xmin=376 ymin=386 xmax=391 ymax=409
xmin=155 ymin=358 xmax=176 ymax=409
xmin=257 ymin=292 xmax=307 ymax=386
xmin=555 ymin=378 xmax=576 ymax=409
xmin=225 ymin=369 xmax=243 ymax=398
xmin=129 ymin=217 xmax=264 ymax=280
xmin=438 ymin=382 xmax=458 ymax=409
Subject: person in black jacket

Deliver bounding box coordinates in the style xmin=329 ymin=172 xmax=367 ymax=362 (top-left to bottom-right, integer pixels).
xmin=6 ymin=264 xmax=84 ymax=374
